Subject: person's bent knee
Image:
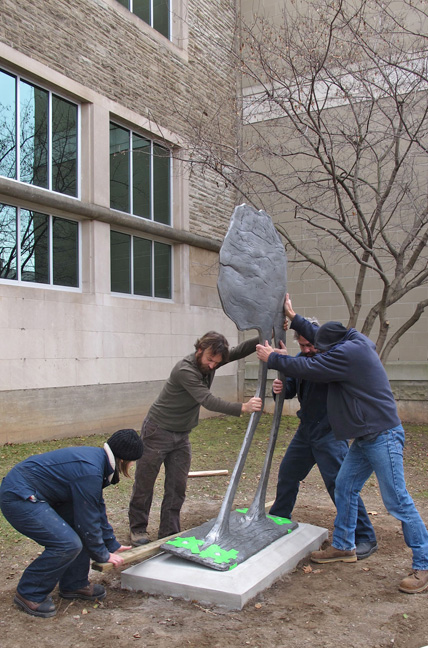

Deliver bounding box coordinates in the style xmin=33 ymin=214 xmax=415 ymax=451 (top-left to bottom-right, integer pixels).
xmin=61 ymin=535 xmax=83 ymax=560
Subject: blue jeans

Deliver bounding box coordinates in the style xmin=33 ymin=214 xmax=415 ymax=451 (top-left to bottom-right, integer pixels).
xmin=0 ymin=492 xmax=90 ymax=602
xmin=333 ymin=425 xmax=428 ymax=569
xmin=269 ymin=424 xmax=376 ymax=544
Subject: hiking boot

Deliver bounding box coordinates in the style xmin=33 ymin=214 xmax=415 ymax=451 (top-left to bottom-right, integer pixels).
xmin=59 ymin=582 xmax=106 ymax=601
xmin=311 ymin=544 xmax=357 ymax=563
xmin=356 ymin=541 xmax=378 ymax=560
xmin=399 ymin=570 xmax=428 ymax=594
xmin=14 ymin=592 xmax=57 ymax=618
xmin=130 ymin=530 xmax=150 ymax=546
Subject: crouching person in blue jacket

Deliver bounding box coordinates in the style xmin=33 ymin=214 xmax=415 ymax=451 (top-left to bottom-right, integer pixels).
xmin=0 ymin=428 xmax=143 ymax=618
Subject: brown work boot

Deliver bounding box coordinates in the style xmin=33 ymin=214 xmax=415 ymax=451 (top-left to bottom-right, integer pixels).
xmin=14 ymin=592 xmax=57 ymax=618
xmin=399 ymin=570 xmax=428 ymax=594
xmin=311 ymin=544 xmax=357 ymax=563
xmin=130 ymin=530 xmax=150 ymax=546
xmin=59 ymin=583 xmax=106 ymax=601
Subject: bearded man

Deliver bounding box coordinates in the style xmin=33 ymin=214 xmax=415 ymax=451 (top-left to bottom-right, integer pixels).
xmin=128 ymin=331 xmax=261 ymax=545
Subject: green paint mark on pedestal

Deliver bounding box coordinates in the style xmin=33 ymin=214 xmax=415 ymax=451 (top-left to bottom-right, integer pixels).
xmin=165 ymin=536 xmax=239 ymax=566
xmin=165 ymin=536 xmax=204 ymax=554
xmin=267 ymin=514 xmax=293 ymax=526
xmin=234 ymin=508 xmax=293 ymax=526
xmin=199 ymin=544 xmax=239 ymax=565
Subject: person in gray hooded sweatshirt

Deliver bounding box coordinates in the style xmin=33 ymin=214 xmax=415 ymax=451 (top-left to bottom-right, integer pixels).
xmin=256 ymin=294 xmax=428 ymax=594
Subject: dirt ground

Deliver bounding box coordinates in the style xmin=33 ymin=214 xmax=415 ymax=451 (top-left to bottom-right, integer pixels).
xmin=1 ymin=437 xmax=427 ymax=648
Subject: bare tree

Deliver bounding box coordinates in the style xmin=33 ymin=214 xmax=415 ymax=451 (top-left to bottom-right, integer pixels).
xmin=175 ymin=0 xmax=428 ymax=363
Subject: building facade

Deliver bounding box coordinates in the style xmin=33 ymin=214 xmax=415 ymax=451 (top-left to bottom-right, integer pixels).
xmin=0 ymin=0 xmax=249 ymax=443
xmin=239 ymin=0 xmax=428 ymax=422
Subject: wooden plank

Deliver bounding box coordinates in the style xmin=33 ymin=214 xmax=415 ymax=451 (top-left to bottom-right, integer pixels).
xmin=92 ymin=500 xmax=275 ymax=573
xmin=92 ymin=532 xmax=180 ymax=572
xmin=188 ymin=470 xmax=228 ymax=478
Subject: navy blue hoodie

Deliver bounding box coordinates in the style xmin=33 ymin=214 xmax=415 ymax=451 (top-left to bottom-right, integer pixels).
xmin=267 ymin=314 xmax=401 ymax=440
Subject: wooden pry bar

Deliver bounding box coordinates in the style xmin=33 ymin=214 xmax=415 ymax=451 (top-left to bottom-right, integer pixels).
xmin=188 ymin=470 xmax=228 ymax=477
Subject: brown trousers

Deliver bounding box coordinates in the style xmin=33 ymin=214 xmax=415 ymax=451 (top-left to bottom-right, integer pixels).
xmin=128 ymin=417 xmax=192 ymax=538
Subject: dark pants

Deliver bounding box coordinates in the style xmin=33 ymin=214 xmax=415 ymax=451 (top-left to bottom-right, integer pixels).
xmin=128 ymin=417 xmax=192 ymax=539
xmin=0 ymin=492 xmax=90 ymax=602
xmin=269 ymin=424 xmax=377 ymax=544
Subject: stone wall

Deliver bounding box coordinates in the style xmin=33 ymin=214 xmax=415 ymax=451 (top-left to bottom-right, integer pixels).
xmin=0 ymin=0 xmax=238 ymax=240
xmin=0 ymin=0 xmax=244 ymax=443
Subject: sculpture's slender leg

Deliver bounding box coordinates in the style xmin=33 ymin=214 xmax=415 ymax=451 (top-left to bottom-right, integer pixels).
xmin=202 ymin=349 xmax=268 ymax=546
xmin=243 ymin=389 xmax=285 ymax=523
xmin=243 ymin=323 xmax=286 ymax=523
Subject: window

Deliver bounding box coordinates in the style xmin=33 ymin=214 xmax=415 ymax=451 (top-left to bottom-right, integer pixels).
xmin=116 ymin=0 xmax=170 ymax=39
xmin=0 ymin=203 xmax=79 ymax=287
xmin=110 ymin=230 xmax=171 ymax=298
xmin=0 ymin=68 xmax=79 ymax=197
xmin=110 ymin=122 xmax=171 ymax=224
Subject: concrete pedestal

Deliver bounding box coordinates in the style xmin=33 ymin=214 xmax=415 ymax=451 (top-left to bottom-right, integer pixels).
xmin=121 ymin=522 xmax=328 ymax=610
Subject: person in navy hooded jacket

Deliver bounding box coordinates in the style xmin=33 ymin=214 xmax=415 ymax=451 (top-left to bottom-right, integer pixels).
xmin=256 ymin=294 xmax=428 ymax=595
xmin=0 ymin=428 xmax=143 ymax=618
xmin=269 ymin=318 xmax=377 ymax=560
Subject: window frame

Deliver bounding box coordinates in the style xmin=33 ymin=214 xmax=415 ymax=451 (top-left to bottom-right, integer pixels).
xmin=109 ymin=120 xmax=173 ymax=226
xmin=116 ymin=0 xmax=171 ymax=39
xmin=0 ymin=66 xmax=81 ymax=199
xmin=110 ymin=228 xmax=173 ymax=300
xmin=0 ymin=203 xmax=81 ymax=291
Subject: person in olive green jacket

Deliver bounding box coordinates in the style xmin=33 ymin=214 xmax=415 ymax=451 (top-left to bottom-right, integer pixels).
xmin=128 ymin=331 xmax=261 ymax=545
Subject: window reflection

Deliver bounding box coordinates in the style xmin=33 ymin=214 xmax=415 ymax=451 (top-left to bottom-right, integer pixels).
xmin=0 ymin=204 xmax=17 ymax=280
xmin=53 ymin=217 xmax=78 ymax=286
xmin=134 ymin=236 xmax=151 ymax=295
xmin=153 ymin=143 xmax=170 ymax=225
xmin=133 ymin=133 xmax=150 ymax=218
xmin=0 ymin=69 xmax=78 ymax=197
xmin=0 ymin=202 xmax=79 ymax=287
xmin=20 ymin=210 xmax=49 ymax=283
xmin=110 ymin=124 xmax=130 ymax=213
xmin=110 ymin=230 xmax=131 ymax=293
xmin=110 ymin=122 xmax=171 ymax=224
xmin=154 ymin=240 xmax=171 ymax=298
xmin=111 ymin=230 xmax=171 ymax=299
xmin=20 ymin=81 xmax=48 ymax=188
xmin=52 ymin=96 xmax=77 ymax=196
xmin=0 ymin=70 xmax=16 ymax=180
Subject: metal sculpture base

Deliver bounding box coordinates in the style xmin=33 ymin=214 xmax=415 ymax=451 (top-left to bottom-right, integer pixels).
xmin=161 ymin=509 xmax=298 ymax=571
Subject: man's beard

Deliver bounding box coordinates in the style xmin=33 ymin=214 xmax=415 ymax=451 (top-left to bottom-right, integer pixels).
xmin=196 ymin=355 xmax=210 ymax=375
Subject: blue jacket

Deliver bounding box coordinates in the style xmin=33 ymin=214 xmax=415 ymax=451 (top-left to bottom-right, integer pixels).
xmin=267 ymin=315 xmax=401 ymax=440
xmin=279 ymin=353 xmax=331 ymax=436
xmin=0 ymin=446 xmax=120 ymax=563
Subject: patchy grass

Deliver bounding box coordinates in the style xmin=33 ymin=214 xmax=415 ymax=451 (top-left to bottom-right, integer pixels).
xmin=1 ymin=415 xmax=427 ymax=549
